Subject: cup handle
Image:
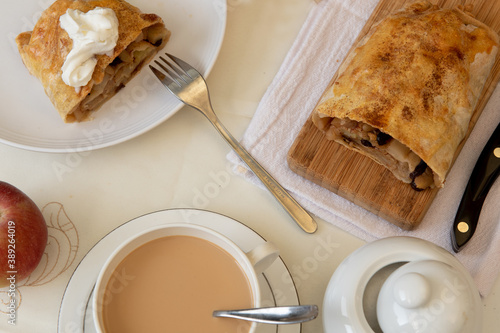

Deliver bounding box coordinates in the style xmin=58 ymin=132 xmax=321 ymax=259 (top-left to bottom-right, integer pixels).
xmin=246 ymin=242 xmax=280 ymax=275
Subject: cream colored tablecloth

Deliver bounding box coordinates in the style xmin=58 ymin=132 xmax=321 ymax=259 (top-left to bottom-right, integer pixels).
xmin=0 ymin=1 xmax=498 ymax=333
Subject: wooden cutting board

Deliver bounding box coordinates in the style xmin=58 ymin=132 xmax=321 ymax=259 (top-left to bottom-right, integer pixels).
xmin=287 ymin=0 xmax=500 ymax=230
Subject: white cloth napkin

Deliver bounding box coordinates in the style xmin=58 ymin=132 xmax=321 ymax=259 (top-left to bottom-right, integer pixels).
xmin=227 ymin=0 xmax=500 ymax=296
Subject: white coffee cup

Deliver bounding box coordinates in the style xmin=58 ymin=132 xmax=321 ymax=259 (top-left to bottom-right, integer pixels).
xmin=93 ymin=223 xmax=279 ymax=333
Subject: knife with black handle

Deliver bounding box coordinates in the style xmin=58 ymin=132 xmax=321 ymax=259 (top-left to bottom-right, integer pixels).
xmin=451 ymin=122 xmax=500 ymax=252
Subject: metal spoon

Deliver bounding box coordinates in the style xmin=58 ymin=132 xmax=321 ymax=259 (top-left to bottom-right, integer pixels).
xmin=213 ymin=305 xmax=318 ymax=324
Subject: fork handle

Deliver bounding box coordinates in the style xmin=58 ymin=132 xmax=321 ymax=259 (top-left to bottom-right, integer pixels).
xmin=208 ymin=115 xmax=317 ymax=234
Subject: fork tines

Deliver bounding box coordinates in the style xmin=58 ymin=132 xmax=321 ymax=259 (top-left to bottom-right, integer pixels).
xmin=150 ymin=53 xmax=200 ymax=87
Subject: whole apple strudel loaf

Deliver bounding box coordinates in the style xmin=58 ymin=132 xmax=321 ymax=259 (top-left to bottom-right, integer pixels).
xmin=312 ymin=1 xmax=498 ymax=190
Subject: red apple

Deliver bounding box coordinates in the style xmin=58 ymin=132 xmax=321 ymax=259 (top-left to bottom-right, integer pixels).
xmin=0 ymin=181 xmax=48 ymax=288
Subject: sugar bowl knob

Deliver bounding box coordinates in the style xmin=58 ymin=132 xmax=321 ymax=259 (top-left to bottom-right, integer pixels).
xmin=392 ymin=272 xmax=431 ymax=309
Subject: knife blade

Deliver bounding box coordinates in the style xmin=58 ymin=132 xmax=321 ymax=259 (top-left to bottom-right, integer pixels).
xmin=451 ymin=122 xmax=500 ymax=252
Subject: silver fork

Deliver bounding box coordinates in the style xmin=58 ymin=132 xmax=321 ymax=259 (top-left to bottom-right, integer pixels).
xmin=150 ymin=53 xmax=317 ymax=233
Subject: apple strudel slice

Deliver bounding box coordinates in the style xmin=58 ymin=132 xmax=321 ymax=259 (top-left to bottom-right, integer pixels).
xmin=312 ymin=1 xmax=499 ymax=190
xmin=16 ymin=0 xmax=170 ymax=123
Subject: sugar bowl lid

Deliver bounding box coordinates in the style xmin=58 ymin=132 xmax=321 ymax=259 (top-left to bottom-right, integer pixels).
xmin=377 ymin=260 xmax=481 ymax=333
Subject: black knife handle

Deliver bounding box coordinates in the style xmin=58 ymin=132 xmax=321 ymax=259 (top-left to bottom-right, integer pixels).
xmin=452 ymin=122 xmax=500 ymax=252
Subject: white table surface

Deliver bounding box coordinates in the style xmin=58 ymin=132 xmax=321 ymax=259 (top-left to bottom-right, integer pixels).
xmin=0 ymin=0 xmax=499 ymax=332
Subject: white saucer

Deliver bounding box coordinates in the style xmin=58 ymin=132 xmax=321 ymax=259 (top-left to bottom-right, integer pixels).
xmin=58 ymin=209 xmax=301 ymax=333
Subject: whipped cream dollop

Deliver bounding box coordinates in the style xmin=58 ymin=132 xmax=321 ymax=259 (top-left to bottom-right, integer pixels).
xmin=60 ymin=7 xmax=119 ymax=89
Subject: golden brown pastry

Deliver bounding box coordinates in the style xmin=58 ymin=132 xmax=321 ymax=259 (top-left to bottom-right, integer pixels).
xmin=16 ymin=0 xmax=170 ymax=122
xmin=312 ymin=1 xmax=498 ymax=190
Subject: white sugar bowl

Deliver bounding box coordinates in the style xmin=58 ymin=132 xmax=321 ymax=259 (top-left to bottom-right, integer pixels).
xmin=323 ymin=237 xmax=482 ymax=333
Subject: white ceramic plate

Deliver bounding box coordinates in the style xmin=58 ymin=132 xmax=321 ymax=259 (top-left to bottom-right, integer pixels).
xmin=58 ymin=209 xmax=302 ymax=333
xmin=0 ymin=0 xmax=226 ymax=153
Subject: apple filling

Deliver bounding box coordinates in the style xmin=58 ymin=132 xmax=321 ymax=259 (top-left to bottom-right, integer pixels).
xmin=69 ymin=23 xmax=170 ymax=122
xmin=312 ymin=113 xmax=436 ymax=190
